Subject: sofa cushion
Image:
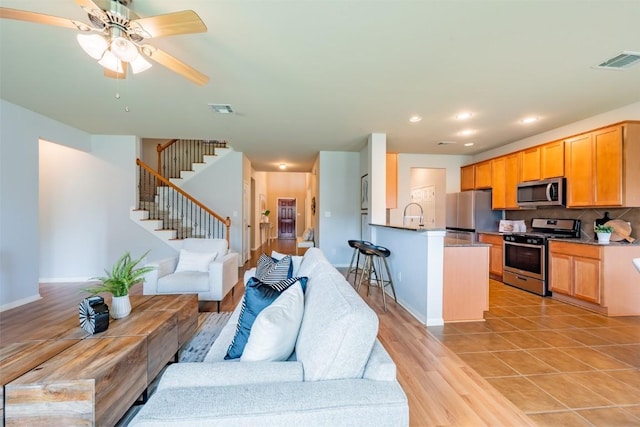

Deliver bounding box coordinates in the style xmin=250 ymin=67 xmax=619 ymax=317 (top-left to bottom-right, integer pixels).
xmin=255 ymin=253 xmax=292 ymax=284
xmin=225 ymin=276 xmax=307 ymax=360
xmin=174 ymin=249 xmax=217 ymax=273
xmin=271 ymin=250 xmax=303 ymax=276
xmin=295 ymin=249 xmax=378 ymax=381
xmin=157 ymin=271 xmax=210 ymax=293
xmin=241 ymin=282 xmax=305 ymax=362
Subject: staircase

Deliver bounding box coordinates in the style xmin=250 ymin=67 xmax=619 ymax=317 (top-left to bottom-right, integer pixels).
xmin=130 ymin=139 xmax=232 ymax=250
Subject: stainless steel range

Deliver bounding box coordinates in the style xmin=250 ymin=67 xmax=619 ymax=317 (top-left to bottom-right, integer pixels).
xmin=503 ymin=218 xmax=581 ymax=296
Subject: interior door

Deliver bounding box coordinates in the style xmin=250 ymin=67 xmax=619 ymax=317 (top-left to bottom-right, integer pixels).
xmin=278 ymin=198 xmax=296 ymax=239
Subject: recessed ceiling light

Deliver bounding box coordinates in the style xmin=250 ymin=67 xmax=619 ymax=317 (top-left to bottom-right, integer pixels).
xmin=520 ymin=116 xmax=539 ymax=124
xmin=464 ymin=142 xmax=474 ymax=147
xmin=455 ymin=112 xmax=473 ymax=120
xmin=208 ymin=104 xmax=234 ymax=114
xmin=458 ymin=129 xmax=476 ymax=136
xmin=279 ymin=163 xmax=287 ymax=170
xmin=409 ymin=115 xmax=422 ymax=123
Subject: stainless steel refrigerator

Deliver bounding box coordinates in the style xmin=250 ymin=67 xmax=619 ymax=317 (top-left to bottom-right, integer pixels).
xmin=445 ymin=190 xmax=502 ymax=241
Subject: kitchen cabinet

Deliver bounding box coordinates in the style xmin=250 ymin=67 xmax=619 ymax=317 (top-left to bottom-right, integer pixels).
xmin=565 ymin=123 xmax=640 ymax=207
xmin=474 ymin=161 xmax=492 ymax=189
xmin=520 ymin=140 xmax=564 ymax=182
xmin=549 ymin=241 xmax=640 ymax=315
xmin=386 ymin=153 xmax=397 ymax=208
xmin=540 ymin=140 xmax=564 ymax=179
xmin=549 ymin=242 xmax=601 ymax=304
xmin=520 ymin=147 xmax=540 ymax=182
xmin=460 ymin=165 xmax=475 ymax=191
xmin=491 ymin=153 xmax=519 ymax=210
xmin=478 ymin=233 xmax=503 ymax=279
xmin=443 ymin=245 xmax=489 ymax=322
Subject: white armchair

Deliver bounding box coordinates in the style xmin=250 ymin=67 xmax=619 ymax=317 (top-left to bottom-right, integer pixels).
xmin=143 ymin=238 xmax=239 ymax=311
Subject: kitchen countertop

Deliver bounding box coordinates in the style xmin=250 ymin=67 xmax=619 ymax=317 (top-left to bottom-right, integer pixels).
xmin=476 ymin=231 xmax=639 ymax=246
xmin=444 ymin=238 xmax=490 ymax=247
xmin=371 ymin=223 xmax=446 ymax=232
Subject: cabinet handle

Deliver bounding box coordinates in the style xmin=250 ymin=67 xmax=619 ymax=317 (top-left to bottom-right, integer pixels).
xmin=516 ymin=275 xmax=527 ymax=281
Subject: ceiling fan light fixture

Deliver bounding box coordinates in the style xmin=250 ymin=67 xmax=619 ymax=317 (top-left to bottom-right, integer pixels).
xmin=110 ymin=35 xmax=139 ymax=62
xmin=98 ymin=50 xmax=125 ymax=74
xmin=130 ymin=55 xmax=152 ymax=74
xmin=77 ymin=33 xmax=108 ymax=60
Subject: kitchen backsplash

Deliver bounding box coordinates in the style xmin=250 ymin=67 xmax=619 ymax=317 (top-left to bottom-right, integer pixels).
xmin=506 ymin=207 xmax=640 ymax=240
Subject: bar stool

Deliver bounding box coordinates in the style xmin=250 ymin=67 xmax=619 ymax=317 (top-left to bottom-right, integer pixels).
xmin=345 ymin=240 xmax=371 ymax=286
xmin=356 ymin=243 xmax=397 ymax=311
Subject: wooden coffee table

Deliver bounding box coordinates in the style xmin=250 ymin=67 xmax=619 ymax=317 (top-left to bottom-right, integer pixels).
xmin=3 ymin=294 xmax=197 ymax=426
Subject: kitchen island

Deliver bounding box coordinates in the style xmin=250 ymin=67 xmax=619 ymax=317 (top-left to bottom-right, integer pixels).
xmin=371 ymin=224 xmax=490 ymax=325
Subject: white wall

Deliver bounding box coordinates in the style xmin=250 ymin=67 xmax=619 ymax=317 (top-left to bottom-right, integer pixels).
xmin=389 ymin=154 xmax=471 ymax=225
xmin=180 ymin=151 xmax=244 ymax=257
xmin=1 ymin=100 xmax=174 ymax=310
xmin=318 ymin=151 xmax=360 ymax=266
xmin=471 ymin=101 xmax=640 ymax=163
xmin=1 ymin=100 xmax=91 ymax=309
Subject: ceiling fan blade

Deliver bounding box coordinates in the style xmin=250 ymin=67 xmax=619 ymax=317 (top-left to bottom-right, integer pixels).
xmin=130 ymin=10 xmax=206 ymax=38
xmin=0 ymin=7 xmax=81 ymax=30
xmin=103 ymin=62 xmax=127 ymax=80
xmin=143 ymin=45 xmax=209 ymax=86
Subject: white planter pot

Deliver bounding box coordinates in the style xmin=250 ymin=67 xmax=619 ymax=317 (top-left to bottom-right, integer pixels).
xmin=111 ymin=295 xmax=132 ymax=319
xmin=596 ymin=232 xmax=611 ymax=244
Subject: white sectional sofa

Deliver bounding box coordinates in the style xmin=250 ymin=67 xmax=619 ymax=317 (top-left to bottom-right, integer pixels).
xmin=131 ymin=248 xmax=409 ymax=426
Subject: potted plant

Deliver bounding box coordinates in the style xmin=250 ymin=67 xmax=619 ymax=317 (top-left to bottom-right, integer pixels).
xmin=262 ymin=209 xmax=271 ymax=223
xmin=83 ymin=251 xmax=155 ymax=319
xmin=594 ymin=224 xmax=614 ymax=244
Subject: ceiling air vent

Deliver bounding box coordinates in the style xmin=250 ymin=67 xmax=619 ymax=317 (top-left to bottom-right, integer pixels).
xmin=593 ymin=51 xmax=640 ymax=70
xmin=437 ymin=141 xmax=457 ymax=146
xmin=208 ymin=104 xmax=234 ymax=114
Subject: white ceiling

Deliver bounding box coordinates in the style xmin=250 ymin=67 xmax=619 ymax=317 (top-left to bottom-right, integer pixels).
xmin=1 ymin=1 xmax=639 ymax=172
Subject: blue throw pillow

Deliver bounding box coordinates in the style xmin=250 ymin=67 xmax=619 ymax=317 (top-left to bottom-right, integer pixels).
xmin=225 ymin=276 xmax=308 ymax=360
xmin=255 ymin=253 xmax=293 ymax=284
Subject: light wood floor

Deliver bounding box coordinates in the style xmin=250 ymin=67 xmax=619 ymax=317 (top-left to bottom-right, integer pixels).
xmin=1 ymin=240 xmax=541 ymax=426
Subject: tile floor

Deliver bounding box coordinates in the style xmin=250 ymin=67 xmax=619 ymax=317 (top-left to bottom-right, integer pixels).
xmin=427 ymin=280 xmax=640 ymax=427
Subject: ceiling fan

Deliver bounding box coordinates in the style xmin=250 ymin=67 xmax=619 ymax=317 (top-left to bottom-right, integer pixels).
xmin=0 ymin=0 xmax=209 ymax=86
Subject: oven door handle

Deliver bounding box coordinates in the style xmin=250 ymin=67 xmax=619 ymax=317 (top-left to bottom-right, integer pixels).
xmin=504 ymin=241 xmax=544 ymax=249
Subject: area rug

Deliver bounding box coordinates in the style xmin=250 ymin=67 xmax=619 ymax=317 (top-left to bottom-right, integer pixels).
xmin=179 ymin=311 xmax=232 ymax=362
xmin=117 ymin=311 xmax=231 ymax=426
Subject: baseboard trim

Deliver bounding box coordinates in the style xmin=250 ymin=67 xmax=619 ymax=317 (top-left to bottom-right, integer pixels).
xmin=39 ymin=277 xmax=92 ymax=283
xmin=0 ymin=293 xmax=42 ymax=312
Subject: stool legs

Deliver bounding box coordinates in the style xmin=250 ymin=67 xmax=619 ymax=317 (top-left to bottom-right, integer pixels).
xmin=345 ymin=246 xmax=361 ymax=285
xmin=357 ymin=252 xmax=396 ymax=312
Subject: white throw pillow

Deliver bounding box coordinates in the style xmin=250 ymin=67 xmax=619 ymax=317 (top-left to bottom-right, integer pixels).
xmin=174 ymin=249 xmax=217 ymax=273
xmin=271 ymin=250 xmax=303 ymax=276
xmin=240 ymin=282 xmax=304 ymax=362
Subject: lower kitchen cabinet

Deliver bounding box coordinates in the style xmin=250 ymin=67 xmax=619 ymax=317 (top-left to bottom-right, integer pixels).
xmin=478 ymin=233 xmax=503 ymax=279
xmin=548 ymin=241 xmax=640 ymax=316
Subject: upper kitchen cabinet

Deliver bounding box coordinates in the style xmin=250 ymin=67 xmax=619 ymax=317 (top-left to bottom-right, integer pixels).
xmin=460 ymin=165 xmax=475 ymax=191
xmin=520 ymin=140 xmax=564 ymax=182
xmin=474 ymin=161 xmax=492 ymax=189
xmin=491 ymin=152 xmax=520 ymax=210
xmin=540 ymin=140 xmax=564 ymax=179
xmin=386 ymin=153 xmax=398 ymax=208
xmin=460 ymin=161 xmax=492 ymax=191
xmin=565 ymin=122 xmax=640 ymax=207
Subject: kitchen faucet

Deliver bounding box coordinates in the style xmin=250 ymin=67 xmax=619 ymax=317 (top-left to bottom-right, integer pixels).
xmin=403 ymin=202 xmax=424 ymax=227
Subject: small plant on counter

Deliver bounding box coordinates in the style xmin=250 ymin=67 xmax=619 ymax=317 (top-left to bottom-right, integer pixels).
xmin=594 ymin=224 xmax=613 ymax=233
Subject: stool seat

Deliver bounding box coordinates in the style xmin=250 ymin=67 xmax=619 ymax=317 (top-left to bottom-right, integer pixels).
xmin=356 ymin=243 xmax=397 ymax=311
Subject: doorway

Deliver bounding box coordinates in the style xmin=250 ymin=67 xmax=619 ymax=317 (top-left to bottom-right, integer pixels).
xmin=277 ymin=198 xmax=296 ymax=239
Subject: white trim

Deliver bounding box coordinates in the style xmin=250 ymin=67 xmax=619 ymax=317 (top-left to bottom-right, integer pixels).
xmin=39 ymin=277 xmax=92 ymax=283
xmin=0 ymin=293 xmax=41 ymax=312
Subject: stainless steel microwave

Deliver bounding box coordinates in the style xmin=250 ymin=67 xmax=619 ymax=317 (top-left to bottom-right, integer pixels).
xmin=516 ymin=177 xmax=565 ymax=207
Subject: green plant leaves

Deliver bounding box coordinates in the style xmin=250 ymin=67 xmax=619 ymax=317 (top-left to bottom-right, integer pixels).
xmin=82 ymin=250 xmax=155 ymax=297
